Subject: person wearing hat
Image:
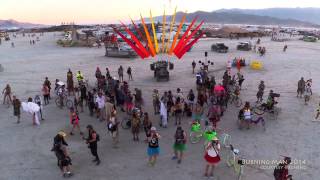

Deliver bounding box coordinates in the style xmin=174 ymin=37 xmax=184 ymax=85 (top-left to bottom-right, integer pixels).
xmin=51 ymin=131 xmax=68 ymax=167
xmin=204 ymin=137 xmax=221 ymax=177
xmin=147 ymin=127 xmax=161 ymax=166
xmin=84 ymin=125 xmax=100 ymax=165
xmin=52 ymin=131 xmax=73 ymax=177
xmin=256 ymin=80 xmax=265 ymax=103
xmin=172 ymin=126 xmax=187 ymax=164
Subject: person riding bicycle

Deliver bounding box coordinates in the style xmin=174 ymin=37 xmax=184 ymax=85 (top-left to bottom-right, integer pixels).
xmin=239 ymin=102 xmax=252 ymax=129
xmin=265 ymin=90 xmax=279 ymax=111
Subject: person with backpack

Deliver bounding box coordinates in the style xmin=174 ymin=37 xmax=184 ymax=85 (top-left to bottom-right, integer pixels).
xmin=34 ymin=95 xmax=44 ymax=120
xmin=274 ymin=157 xmax=292 ymax=180
xmin=84 ymin=125 xmax=100 ymax=165
xmin=107 ymin=110 xmax=119 ymax=148
xmin=172 ymin=126 xmax=187 ymax=164
xmin=69 ymin=108 xmax=83 ymax=136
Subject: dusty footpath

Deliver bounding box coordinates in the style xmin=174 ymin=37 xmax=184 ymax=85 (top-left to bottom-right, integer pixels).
xmin=0 ymin=33 xmax=319 ymax=180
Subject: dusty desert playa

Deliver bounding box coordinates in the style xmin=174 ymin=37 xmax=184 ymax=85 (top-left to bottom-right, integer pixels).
xmin=0 ymin=32 xmax=320 ymax=180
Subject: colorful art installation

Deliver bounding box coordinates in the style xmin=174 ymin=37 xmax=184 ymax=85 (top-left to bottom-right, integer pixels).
xmin=113 ymin=7 xmax=204 ymax=59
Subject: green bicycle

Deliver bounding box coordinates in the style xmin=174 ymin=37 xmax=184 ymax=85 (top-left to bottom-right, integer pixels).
xmin=189 ymin=123 xmax=231 ymax=148
xmin=226 ymin=144 xmax=245 ymax=180
xmin=189 ymin=122 xmax=216 ymax=144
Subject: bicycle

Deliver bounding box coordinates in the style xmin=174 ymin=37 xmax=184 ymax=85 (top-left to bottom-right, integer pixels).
xmin=55 ymin=93 xmax=73 ymax=109
xmin=189 ymin=122 xmax=215 ymax=144
xmin=226 ymin=144 xmax=245 ymax=180
xmin=237 ymin=114 xmax=266 ymax=131
xmin=254 ymin=102 xmax=281 ymax=120
xmin=229 ymin=93 xmax=243 ymax=107
xmin=189 ymin=122 xmax=231 ymax=148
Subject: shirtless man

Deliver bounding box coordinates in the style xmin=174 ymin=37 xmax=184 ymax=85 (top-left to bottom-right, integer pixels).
xmin=2 ymin=84 xmax=12 ymax=105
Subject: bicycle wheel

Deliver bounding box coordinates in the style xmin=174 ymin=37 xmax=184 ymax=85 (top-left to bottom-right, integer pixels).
xmin=220 ymin=133 xmax=231 ymax=148
xmin=66 ymin=100 xmax=73 ymax=109
xmin=235 ymin=98 xmax=243 ymax=108
xmin=55 ymin=97 xmax=61 ymax=107
xmin=253 ymin=104 xmax=265 ymax=115
xmin=189 ymin=131 xmax=202 ymax=144
xmin=121 ymin=118 xmax=131 ymax=129
xmin=260 ymin=117 xmax=266 ymax=131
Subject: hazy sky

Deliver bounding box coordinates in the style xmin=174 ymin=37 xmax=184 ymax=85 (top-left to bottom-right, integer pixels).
xmin=1 ymin=0 xmax=320 ymax=25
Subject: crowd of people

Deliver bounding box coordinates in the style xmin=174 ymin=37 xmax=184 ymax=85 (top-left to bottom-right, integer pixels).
xmin=2 ymin=59 xmax=299 ymax=179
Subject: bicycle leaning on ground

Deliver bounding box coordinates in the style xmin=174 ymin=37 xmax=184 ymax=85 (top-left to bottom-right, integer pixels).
xmin=226 ymin=144 xmax=245 ymax=180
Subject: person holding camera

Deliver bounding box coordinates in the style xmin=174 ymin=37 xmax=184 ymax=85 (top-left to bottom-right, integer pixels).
xmin=204 ymin=136 xmax=221 ymax=177
xmin=84 ymin=125 xmax=100 ymax=165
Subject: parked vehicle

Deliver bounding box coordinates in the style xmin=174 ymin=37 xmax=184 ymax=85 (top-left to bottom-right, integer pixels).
xmin=211 ymin=43 xmax=229 ymax=53
xmin=237 ymin=42 xmax=252 ymax=51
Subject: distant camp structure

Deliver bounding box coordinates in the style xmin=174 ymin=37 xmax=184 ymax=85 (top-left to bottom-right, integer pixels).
xmin=57 ymin=27 xmax=101 ymax=47
xmin=103 ymin=32 xmax=137 ymax=58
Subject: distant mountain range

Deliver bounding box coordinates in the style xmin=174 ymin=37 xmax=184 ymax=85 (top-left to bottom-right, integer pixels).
xmin=2 ymin=8 xmax=320 ymax=30
xmin=153 ymin=10 xmax=319 ymax=28
xmin=216 ymin=8 xmax=320 ymax=25
xmin=0 ymin=19 xmax=44 ymax=29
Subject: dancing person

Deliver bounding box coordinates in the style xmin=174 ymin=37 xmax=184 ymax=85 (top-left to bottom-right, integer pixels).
xmin=147 ymin=127 xmax=161 ymax=167
xmin=172 ymin=126 xmax=187 ymax=164
xmin=84 ymin=125 xmax=100 ymax=165
xmin=69 ymin=108 xmax=83 ymax=136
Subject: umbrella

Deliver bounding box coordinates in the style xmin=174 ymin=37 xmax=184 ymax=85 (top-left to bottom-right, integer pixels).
xmin=22 ymin=102 xmax=40 ymax=125
xmin=57 ymin=81 xmax=65 ymax=86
